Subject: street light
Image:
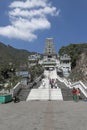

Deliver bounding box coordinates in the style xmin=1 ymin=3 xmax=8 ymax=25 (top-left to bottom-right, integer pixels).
xmin=48 ymin=70 xmax=51 ymax=101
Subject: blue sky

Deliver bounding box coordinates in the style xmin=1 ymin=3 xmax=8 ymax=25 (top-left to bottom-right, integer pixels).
xmin=0 ymin=0 xmax=87 ymax=53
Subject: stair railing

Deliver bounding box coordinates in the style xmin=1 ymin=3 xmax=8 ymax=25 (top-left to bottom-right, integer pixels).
xmin=57 ymin=75 xmax=71 ymax=88
xmin=12 ymin=82 xmax=22 ymax=97
xmin=71 ymin=81 xmax=87 ymax=98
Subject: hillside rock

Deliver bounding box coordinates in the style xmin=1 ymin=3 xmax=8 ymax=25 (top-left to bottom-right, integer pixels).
xmin=69 ymin=52 xmax=87 ymax=81
xmin=77 ymin=52 xmax=87 ymax=79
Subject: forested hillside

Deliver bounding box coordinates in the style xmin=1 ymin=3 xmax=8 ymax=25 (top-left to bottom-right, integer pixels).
xmin=0 ymin=42 xmax=31 ymax=68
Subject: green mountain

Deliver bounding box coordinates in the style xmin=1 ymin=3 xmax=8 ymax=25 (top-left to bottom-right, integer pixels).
xmin=0 ymin=42 xmax=32 ymax=68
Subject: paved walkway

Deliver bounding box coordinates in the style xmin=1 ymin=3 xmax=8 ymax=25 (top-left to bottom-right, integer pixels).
xmin=0 ymin=101 xmax=87 ymax=130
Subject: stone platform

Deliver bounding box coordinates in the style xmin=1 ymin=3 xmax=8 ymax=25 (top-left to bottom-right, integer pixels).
xmin=0 ymin=101 xmax=87 ymax=130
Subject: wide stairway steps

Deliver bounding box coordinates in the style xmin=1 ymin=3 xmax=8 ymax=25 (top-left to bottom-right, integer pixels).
xmin=57 ymin=79 xmax=86 ymax=101
xmin=17 ymin=81 xmax=42 ymax=101
xmin=50 ymin=88 xmax=63 ymax=100
xmin=61 ymin=88 xmax=73 ymax=101
xmin=26 ymin=88 xmax=63 ymax=101
xmin=18 ymin=87 xmax=31 ymax=101
xmin=57 ymin=79 xmax=73 ymax=101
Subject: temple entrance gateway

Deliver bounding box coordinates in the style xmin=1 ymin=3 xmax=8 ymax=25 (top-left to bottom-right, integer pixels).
xmin=39 ymin=38 xmax=71 ymax=77
xmin=42 ymin=38 xmax=57 ymax=70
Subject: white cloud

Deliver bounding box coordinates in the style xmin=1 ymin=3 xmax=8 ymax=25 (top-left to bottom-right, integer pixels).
xmin=9 ymin=6 xmax=60 ymax=18
xmin=9 ymin=0 xmax=48 ymax=9
xmin=0 ymin=0 xmax=60 ymax=41
xmin=0 ymin=26 xmax=37 ymax=41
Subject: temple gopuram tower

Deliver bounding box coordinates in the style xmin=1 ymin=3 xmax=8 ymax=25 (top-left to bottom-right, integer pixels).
xmin=42 ymin=38 xmax=57 ymax=69
xmin=44 ymin=38 xmax=56 ymax=59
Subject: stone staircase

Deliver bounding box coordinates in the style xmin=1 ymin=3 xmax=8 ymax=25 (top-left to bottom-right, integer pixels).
xmin=61 ymin=88 xmax=73 ymax=101
xmin=57 ymin=79 xmax=73 ymax=101
xmin=26 ymin=89 xmax=49 ymax=100
xmin=17 ymin=69 xmax=87 ymax=101
xmin=50 ymin=88 xmax=63 ymax=100
xmin=17 ymin=79 xmax=86 ymax=101
xmin=26 ymin=88 xmax=63 ymax=101
xmin=18 ymin=87 xmax=31 ymax=101
xmin=57 ymin=79 xmax=86 ymax=101
xmin=17 ymin=81 xmax=42 ymax=101
xmin=18 ymin=77 xmax=72 ymax=101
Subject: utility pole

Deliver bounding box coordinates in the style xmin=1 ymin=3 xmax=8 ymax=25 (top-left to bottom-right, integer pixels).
xmin=49 ymin=70 xmax=51 ymax=101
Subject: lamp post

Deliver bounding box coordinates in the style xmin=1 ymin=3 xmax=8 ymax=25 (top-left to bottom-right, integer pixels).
xmin=48 ymin=70 xmax=51 ymax=101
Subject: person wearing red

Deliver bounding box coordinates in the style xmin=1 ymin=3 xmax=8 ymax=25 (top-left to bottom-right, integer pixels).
xmin=72 ymin=87 xmax=77 ymax=101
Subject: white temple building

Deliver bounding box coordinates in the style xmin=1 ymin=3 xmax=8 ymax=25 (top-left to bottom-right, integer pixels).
xmin=39 ymin=38 xmax=71 ymax=77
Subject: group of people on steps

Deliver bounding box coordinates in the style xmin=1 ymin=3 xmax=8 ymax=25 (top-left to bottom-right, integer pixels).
xmin=72 ymin=87 xmax=81 ymax=101
xmin=49 ymin=78 xmax=58 ymax=89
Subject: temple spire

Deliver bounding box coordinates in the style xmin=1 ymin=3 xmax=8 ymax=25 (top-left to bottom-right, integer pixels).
xmin=44 ymin=38 xmax=56 ymax=56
